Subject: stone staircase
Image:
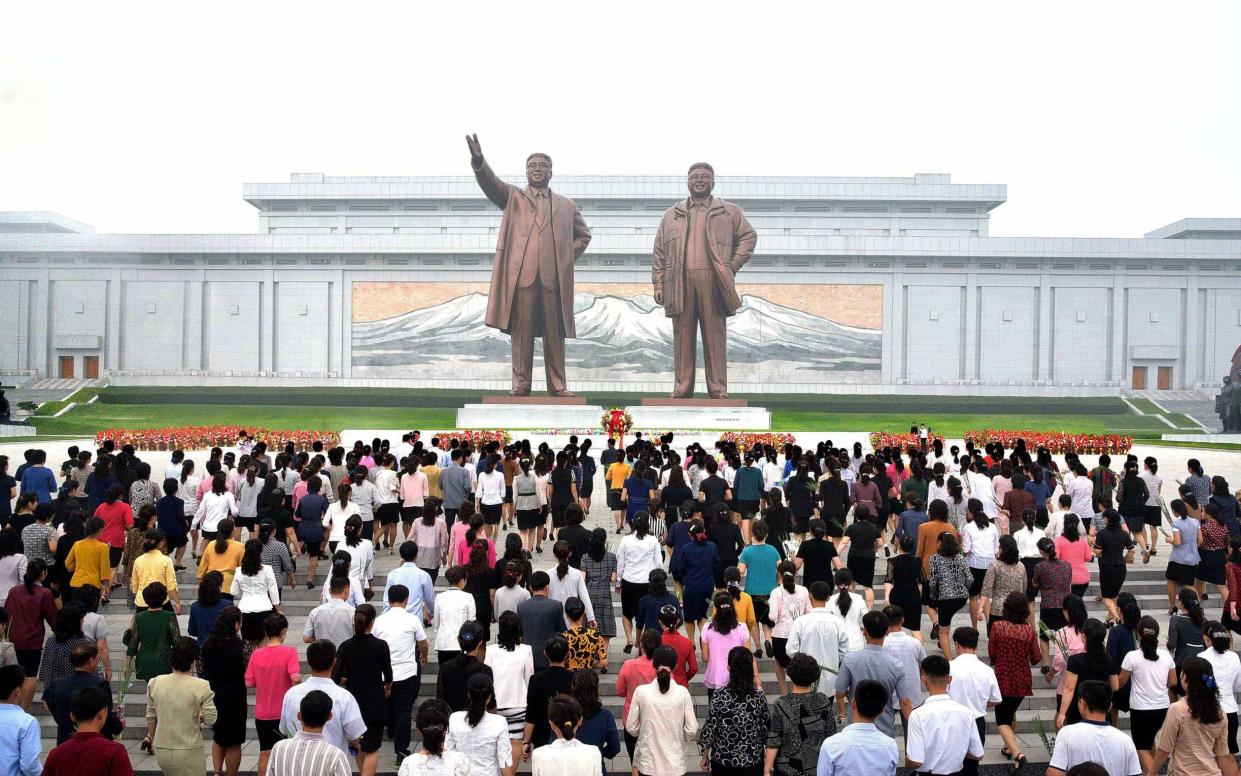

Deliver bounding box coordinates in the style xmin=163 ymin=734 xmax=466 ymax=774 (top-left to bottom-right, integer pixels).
xmin=22 ymin=530 xmax=1204 ymax=775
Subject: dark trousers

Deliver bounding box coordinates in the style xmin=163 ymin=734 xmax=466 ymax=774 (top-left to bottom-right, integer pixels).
xmin=387 ymin=675 xmax=421 ymax=755
xmin=444 ymin=508 xmax=458 ymax=530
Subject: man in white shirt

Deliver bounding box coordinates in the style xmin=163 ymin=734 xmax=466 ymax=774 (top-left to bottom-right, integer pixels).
xmin=279 ymin=640 xmax=366 ymax=756
xmin=905 ymin=654 xmax=984 ymax=776
xmin=881 ymin=606 xmax=925 ymax=725
xmin=947 ymin=628 xmax=1000 ymax=776
xmin=787 ymin=581 xmax=849 ymax=676
xmin=372 ymin=584 xmax=429 ymax=762
xmin=395 ymin=434 xmax=415 ymax=466
xmin=1047 ymin=680 xmax=1141 ymax=776
xmin=431 ymin=566 xmax=477 ymax=659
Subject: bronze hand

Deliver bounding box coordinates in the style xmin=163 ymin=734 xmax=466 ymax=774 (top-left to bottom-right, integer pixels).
xmin=465 ymin=133 xmax=483 ymax=166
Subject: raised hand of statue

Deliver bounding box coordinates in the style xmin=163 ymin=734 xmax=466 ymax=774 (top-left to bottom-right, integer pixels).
xmin=465 ymin=133 xmax=483 ymax=167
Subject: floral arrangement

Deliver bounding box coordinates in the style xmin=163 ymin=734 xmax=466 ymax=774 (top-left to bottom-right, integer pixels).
xmin=94 ymin=426 xmax=338 ymax=452
xmin=963 ymin=430 xmax=1132 ymax=455
xmin=719 ymin=431 xmax=796 ymax=452
xmin=868 ymin=431 xmax=944 ymax=451
xmin=432 ymin=430 xmax=512 ymax=449
xmin=601 ymin=408 xmax=634 ymax=440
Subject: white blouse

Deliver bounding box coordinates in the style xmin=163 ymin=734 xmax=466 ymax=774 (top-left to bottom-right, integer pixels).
xmin=1014 ymin=526 xmax=1043 ymax=559
xmin=229 ymin=565 xmax=280 ymax=613
xmin=477 ymin=471 xmax=505 ymax=506
xmin=483 ymin=644 xmax=534 ymax=709
xmin=530 ymin=739 xmax=603 ymax=776
xmin=964 ymin=471 xmax=998 ymax=517
xmin=324 ymin=501 xmax=360 ymax=543
xmin=179 ymin=475 xmax=202 ymax=515
xmin=961 ymin=523 xmax=999 ymax=570
xmin=616 ymin=534 xmax=663 ymax=585
xmin=826 ymin=591 xmax=870 ymax=652
xmin=545 ymin=566 xmax=596 ymax=624
xmin=341 ymin=540 xmax=375 ymax=585
xmin=445 ymin=711 xmax=512 ymax=776
xmin=192 ymin=490 xmax=238 ymax=532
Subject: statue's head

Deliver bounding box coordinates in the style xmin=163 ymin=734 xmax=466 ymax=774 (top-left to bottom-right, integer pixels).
xmin=526 ymin=153 xmax=552 ymax=189
xmin=687 ymin=162 xmax=714 ymax=197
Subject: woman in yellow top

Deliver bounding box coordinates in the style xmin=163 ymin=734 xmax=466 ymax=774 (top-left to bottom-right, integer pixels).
xmin=718 ymin=566 xmax=760 ymax=653
xmin=66 ymin=516 xmax=113 ymax=601
xmin=196 ymin=518 xmax=245 ymax=593
xmin=132 ymin=528 xmax=181 ymax=613
xmin=605 ymin=456 xmax=632 ymax=534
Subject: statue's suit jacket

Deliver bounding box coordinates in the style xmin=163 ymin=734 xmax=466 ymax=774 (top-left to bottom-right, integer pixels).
xmin=472 ymin=159 xmax=591 ymax=337
xmin=651 ymin=197 xmax=757 ymax=318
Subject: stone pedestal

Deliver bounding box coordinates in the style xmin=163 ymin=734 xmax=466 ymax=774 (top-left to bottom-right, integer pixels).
xmin=457 ymin=402 xmax=603 ymax=429
xmin=625 ymin=404 xmax=770 ymax=430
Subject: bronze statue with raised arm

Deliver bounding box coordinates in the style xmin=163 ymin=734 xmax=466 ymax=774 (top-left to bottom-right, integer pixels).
xmin=652 ymin=163 xmax=757 ymax=398
xmin=466 ymin=134 xmax=591 ymax=397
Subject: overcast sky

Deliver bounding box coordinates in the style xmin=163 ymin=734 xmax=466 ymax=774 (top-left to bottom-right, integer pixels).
xmin=1 ymin=2 xmax=1238 ymax=238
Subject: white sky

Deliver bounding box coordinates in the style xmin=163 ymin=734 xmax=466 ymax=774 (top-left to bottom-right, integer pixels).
xmin=1 ymin=2 xmax=1238 ymax=238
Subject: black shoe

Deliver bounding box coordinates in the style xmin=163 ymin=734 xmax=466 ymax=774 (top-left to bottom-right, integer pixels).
xmin=930 ymin=624 xmax=940 ymax=641
xmin=764 ymin=639 xmax=774 ymax=659
xmin=623 ymin=642 xmax=634 ymax=654
xmin=1203 ymin=593 xmax=1210 ymax=601
xmin=395 ymin=751 xmax=410 ymax=767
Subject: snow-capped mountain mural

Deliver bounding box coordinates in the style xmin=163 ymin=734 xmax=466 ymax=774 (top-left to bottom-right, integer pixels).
xmin=351 ymin=290 xmax=882 ymax=385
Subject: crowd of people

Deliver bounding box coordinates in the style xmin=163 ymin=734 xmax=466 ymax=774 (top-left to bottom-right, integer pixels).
xmin=0 ymin=430 xmax=1240 ymax=776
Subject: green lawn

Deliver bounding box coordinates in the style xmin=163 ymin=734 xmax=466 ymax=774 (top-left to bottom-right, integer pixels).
xmin=20 ymin=386 xmax=1176 ymax=439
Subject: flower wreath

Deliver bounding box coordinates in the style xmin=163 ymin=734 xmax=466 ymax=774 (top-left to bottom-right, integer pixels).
xmin=601 ymin=408 xmax=634 ymax=441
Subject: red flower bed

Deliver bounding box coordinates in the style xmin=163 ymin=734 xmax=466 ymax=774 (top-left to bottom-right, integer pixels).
xmin=869 ymin=432 xmax=944 ymax=451
xmin=432 ymin=430 xmax=513 ymax=449
xmin=95 ymin=426 xmax=338 ymax=452
xmin=719 ymin=432 xmax=797 ymax=452
xmin=962 ymin=430 xmax=1132 ymax=455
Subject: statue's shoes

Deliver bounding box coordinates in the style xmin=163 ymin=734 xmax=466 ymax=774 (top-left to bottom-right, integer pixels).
xmin=508 ymin=389 xmax=531 ymax=397
xmin=551 ymin=390 xmax=577 ymax=398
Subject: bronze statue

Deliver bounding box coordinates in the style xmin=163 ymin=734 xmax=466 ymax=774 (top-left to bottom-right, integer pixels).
xmin=466 ymin=134 xmax=591 ymax=397
xmin=1218 ymin=344 xmax=1241 ymax=432
xmin=651 ymin=163 xmax=757 ymax=398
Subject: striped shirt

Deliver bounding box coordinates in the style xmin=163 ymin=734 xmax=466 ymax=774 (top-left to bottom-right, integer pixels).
xmin=267 ymin=731 xmax=351 ymax=776
xmin=259 ymin=538 xmax=295 ymax=578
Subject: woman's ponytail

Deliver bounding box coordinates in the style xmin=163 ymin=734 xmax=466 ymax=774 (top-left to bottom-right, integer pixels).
xmin=215 ymin=519 xmax=233 ymax=554
xmin=834 ymin=569 xmax=853 ymax=618
xmin=1138 ymin=616 xmax=1160 ymax=661
xmin=652 ymin=644 xmax=677 ymax=694
xmin=778 ymin=560 xmax=796 ymax=594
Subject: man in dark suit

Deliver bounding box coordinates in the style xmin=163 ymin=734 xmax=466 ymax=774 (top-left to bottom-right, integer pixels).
xmin=517 ymin=572 xmax=567 ymax=671
xmin=46 ymin=642 xmax=122 ymax=744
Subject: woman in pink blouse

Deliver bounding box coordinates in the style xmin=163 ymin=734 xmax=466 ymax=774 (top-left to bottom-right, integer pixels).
xmin=1053 ymin=514 xmax=1094 ymax=598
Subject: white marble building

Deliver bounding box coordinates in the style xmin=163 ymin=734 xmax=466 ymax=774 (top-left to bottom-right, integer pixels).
xmin=0 ymin=173 xmax=1238 ymax=395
